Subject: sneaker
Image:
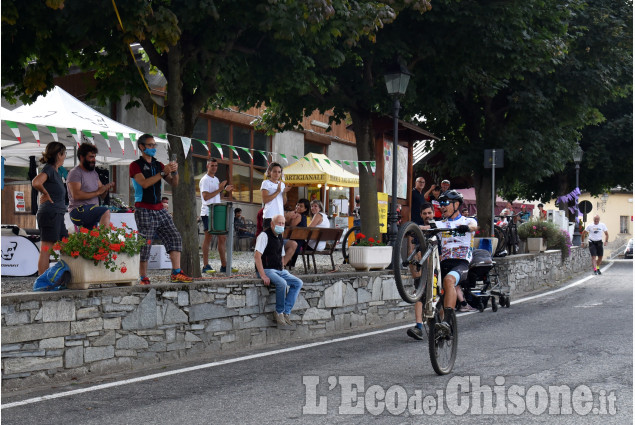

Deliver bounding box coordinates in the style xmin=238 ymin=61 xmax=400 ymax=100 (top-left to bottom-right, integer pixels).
xmin=139 ymin=276 xmax=151 ymax=285
xmin=273 ymin=312 xmax=292 ymax=330
xmin=593 ymin=269 xmax=599 ymax=275
xmin=597 ymin=269 xmax=602 ymax=275
xmin=219 ymin=266 xmax=239 ymax=273
xmin=202 ymin=264 xmax=216 ymax=274
xmin=407 ymin=326 xmax=424 ymax=341
xmin=434 ymin=321 xmax=451 ymax=336
xmin=170 ymin=271 xmax=193 ymax=283
xmin=458 ymin=304 xmax=477 ymax=312
xmin=283 ymin=313 xmax=294 ymax=326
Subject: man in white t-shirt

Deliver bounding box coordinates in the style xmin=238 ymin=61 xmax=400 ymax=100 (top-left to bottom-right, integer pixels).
xmin=582 ymin=215 xmax=609 ymax=275
xmin=434 ymin=190 xmax=477 ymax=334
xmin=200 ymin=159 xmax=235 ymax=274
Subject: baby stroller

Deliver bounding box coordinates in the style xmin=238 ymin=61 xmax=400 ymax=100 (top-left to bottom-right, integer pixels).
xmin=462 ymin=249 xmax=510 ymax=312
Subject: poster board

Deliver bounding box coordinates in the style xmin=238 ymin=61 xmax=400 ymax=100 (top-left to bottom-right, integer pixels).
xmin=382 ymin=141 xmax=408 ymax=199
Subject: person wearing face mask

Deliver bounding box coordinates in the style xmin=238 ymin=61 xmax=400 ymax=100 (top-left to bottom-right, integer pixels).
xmin=254 ymin=214 xmax=304 ymax=330
xmin=130 ymin=134 xmax=192 ymax=285
xmin=67 ymin=143 xmax=114 ymax=229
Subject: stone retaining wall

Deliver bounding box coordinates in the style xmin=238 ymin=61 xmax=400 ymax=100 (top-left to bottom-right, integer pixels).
xmin=1 ymin=247 xmax=589 ymax=391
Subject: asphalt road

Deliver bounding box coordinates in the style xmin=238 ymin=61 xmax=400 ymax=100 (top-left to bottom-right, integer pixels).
xmin=3 ymin=260 xmax=633 ymax=424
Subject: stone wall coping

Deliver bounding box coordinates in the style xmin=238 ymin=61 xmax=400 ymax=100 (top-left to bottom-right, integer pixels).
xmin=1 ymin=270 xmax=390 ymax=304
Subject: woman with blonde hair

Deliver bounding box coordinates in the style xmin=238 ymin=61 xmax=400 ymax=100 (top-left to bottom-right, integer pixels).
xmin=260 ymin=162 xmax=292 ymax=229
xmin=307 ymin=199 xmax=330 ymax=251
xmin=31 ymin=142 xmax=69 ymax=274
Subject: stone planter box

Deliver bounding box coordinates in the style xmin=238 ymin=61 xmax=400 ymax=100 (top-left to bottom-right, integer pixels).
xmin=526 ymin=237 xmax=546 ymax=253
xmin=348 ymin=246 xmax=392 ymax=271
xmin=62 ymin=254 xmax=139 ymax=289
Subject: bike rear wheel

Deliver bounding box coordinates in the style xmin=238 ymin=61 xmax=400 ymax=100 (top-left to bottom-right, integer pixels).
xmin=341 ymin=226 xmax=360 ymax=264
xmin=494 ymin=225 xmax=507 ymax=256
xmin=393 ymin=222 xmax=426 ymax=304
xmin=428 ymin=306 xmax=458 ymax=375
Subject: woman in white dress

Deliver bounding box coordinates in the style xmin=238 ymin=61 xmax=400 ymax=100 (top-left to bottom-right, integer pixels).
xmin=260 ymin=162 xmax=292 ymax=229
xmin=307 ymin=200 xmax=330 ymax=251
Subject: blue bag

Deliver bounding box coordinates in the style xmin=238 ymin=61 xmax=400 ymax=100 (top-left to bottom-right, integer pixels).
xmin=33 ymin=260 xmax=71 ymax=291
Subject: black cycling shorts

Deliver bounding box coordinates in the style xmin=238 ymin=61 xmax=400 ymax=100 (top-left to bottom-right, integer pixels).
xmin=588 ymin=240 xmax=604 ymax=257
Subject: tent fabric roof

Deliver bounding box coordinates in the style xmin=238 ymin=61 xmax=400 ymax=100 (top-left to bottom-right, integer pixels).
xmin=282 ymin=153 xmax=359 ymax=187
xmin=1 ymin=86 xmax=167 ymax=167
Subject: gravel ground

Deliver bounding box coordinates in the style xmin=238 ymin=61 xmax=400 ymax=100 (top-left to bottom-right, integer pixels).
xmin=1 ymin=249 xmax=358 ymax=294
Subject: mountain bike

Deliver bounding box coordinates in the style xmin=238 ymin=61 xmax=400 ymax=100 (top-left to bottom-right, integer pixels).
xmin=494 ymin=213 xmax=520 ymax=256
xmin=392 ymin=222 xmax=459 ymax=375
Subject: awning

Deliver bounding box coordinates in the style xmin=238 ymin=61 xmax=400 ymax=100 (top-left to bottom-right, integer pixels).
xmin=1 ymin=86 xmax=168 ymax=167
xmin=282 ymin=153 xmax=359 ymax=187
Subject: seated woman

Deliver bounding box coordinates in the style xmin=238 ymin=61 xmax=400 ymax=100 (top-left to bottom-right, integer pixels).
xmin=283 ymin=199 xmax=310 ymax=267
xmin=306 ymin=200 xmax=331 ymax=252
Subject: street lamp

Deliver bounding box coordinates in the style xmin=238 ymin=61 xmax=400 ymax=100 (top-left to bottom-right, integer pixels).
xmin=384 ymin=62 xmax=412 ymax=246
xmin=572 ymin=143 xmax=583 ymax=246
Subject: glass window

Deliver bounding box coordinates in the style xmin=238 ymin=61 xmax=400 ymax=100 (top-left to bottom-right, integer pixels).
xmin=233 ymin=126 xmax=252 ymax=164
xmin=620 ymin=216 xmax=629 ymax=233
xmin=192 ymin=119 xmax=209 ymax=157
xmin=253 ymin=171 xmax=264 ymax=205
xmin=253 ymin=132 xmax=268 ymax=168
xmin=211 ymin=120 xmax=230 ymax=160
xmin=304 ymin=141 xmax=325 ymax=156
xmin=232 ymin=164 xmax=251 ymax=202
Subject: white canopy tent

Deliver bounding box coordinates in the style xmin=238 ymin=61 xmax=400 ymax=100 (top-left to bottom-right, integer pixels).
xmin=1 ymin=86 xmax=168 ymax=168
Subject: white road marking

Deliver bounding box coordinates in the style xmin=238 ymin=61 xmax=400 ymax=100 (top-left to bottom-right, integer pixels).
xmin=1 ymin=261 xmax=616 ymax=409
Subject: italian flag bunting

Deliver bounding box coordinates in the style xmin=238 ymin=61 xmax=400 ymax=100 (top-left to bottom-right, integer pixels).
xmin=5 ymin=121 xmax=22 ymax=143
xmin=313 ymin=157 xmax=320 ymax=165
xmin=370 ymin=161 xmax=376 ymax=175
xmin=130 ymin=133 xmax=137 ymax=155
xmin=99 ymin=131 xmax=112 ymax=152
xmin=292 ymin=155 xmax=299 ymax=161
xmin=116 ymin=133 xmax=125 ymax=154
xmin=279 ymin=153 xmax=288 ymax=164
xmin=81 ymin=130 xmax=95 ymax=144
xmin=352 ymin=161 xmax=359 ymax=171
xmin=324 ymin=158 xmax=330 ymax=165
xmin=335 ymin=159 xmax=342 ymax=166
xmin=257 ymin=150 xmax=269 ymax=165
xmin=181 ymin=137 xmax=192 ymax=158
xmin=46 ymin=126 xmax=58 ymax=142
xmin=240 ymin=147 xmax=253 ymax=163
xmin=302 ymin=156 xmax=309 ymax=162
xmin=196 ymin=139 xmax=209 ymax=154
xmin=212 ymin=142 xmax=224 ymax=159
xmin=343 ymin=160 xmax=350 ymax=166
xmin=25 ymin=123 xmax=40 ymax=146
xmin=68 ymin=128 xmax=80 ymax=146
xmin=229 ymin=146 xmax=240 ymax=161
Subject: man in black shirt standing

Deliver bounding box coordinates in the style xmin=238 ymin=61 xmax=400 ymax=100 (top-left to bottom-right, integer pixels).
xmin=411 ymin=177 xmax=426 ymax=225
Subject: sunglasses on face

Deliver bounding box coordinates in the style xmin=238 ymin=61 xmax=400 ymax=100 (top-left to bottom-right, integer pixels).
xmin=439 ymin=200 xmax=451 ymax=206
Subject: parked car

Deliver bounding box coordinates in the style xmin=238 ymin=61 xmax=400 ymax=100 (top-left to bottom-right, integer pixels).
xmin=625 ymin=239 xmax=633 ymax=259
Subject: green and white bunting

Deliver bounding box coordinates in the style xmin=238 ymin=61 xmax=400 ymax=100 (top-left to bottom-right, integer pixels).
xmin=46 ymin=126 xmax=58 ymax=142
xmin=116 ymin=133 xmax=125 ymax=154
xmin=68 ymin=128 xmax=80 ymax=146
xmin=212 ymin=142 xmax=224 ymax=159
xmin=240 ymin=147 xmax=253 ymax=163
xmin=25 ymin=123 xmax=40 ymax=146
xmin=181 ymin=137 xmax=192 ymax=158
xmin=81 ymin=130 xmax=95 ymax=145
xmin=5 ymin=121 xmax=21 ymax=143
xmin=99 ymin=131 xmax=112 ymax=152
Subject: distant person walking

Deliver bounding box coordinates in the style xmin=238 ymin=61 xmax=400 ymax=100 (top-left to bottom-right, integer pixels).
xmin=583 ymin=215 xmax=609 ymax=275
xmin=411 ymin=177 xmax=426 ymax=225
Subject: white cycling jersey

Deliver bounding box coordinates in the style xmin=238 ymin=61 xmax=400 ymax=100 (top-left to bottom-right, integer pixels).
xmin=434 ymin=215 xmax=477 ymax=262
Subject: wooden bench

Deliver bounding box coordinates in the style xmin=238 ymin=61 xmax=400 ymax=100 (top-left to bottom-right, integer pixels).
xmin=284 ymin=226 xmax=343 ymax=274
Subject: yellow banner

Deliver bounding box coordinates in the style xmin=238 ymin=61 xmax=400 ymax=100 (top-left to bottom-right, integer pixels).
xmin=377 ymin=192 xmax=388 ymax=234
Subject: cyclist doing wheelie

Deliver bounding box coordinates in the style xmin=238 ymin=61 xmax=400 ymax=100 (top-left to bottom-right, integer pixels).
xmin=435 ymin=190 xmax=478 ymax=333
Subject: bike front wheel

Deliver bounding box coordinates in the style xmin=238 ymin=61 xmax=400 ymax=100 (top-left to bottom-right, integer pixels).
xmin=428 ymin=306 xmax=458 ymax=375
xmin=341 ymin=226 xmax=360 ymax=264
xmin=393 ymin=222 xmax=426 ymax=303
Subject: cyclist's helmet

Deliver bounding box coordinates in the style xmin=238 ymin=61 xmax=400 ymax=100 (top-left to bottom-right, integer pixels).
xmin=439 ymin=190 xmax=464 ymax=205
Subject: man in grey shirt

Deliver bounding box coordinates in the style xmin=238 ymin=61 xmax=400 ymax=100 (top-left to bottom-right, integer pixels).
xmin=67 ymin=143 xmax=113 ymax=229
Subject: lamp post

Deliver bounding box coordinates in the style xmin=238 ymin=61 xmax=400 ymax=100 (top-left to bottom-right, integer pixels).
xmin=572 ymin=143 xmax=583 ymax=246
xmin=384 ymin=63 xmax=412 ymax=246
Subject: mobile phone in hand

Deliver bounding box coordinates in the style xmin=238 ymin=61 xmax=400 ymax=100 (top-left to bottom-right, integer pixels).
xmin=170 ymin=154 xmax=177 ymax=176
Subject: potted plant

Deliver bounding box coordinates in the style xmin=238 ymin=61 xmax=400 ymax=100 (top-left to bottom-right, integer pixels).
xmin=48 ymin=223 xmax=146 ymax=289
xmin=517 ymin=219 xmax=552 ymax=252
xmin=348 ymin=233 xmax=392 ymax=271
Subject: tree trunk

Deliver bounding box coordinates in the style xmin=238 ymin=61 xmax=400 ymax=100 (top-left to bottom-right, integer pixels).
xmin=473 ymin=171 xmax=494 ymax=237
xmin=165 ymin=45 xmax=202 ymax=278
xmin=350 ymin=109 xmax=380 ymax=239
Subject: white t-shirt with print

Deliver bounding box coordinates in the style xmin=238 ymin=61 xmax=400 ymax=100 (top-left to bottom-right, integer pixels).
xmin=585 ymin=222 xmax=608 ymax=242
xmin=200 ymin=174 xmax=220 ymax=216
xmin=434 ymin=215 xmax=478 ymax=262
xmin=260 ymin=179 xmax=285 ymax=219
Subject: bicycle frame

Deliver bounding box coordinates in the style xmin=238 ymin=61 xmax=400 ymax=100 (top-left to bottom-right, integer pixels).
xmin=410 ymin=234 xmax=442 ymax=319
